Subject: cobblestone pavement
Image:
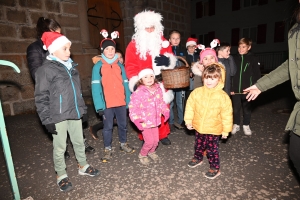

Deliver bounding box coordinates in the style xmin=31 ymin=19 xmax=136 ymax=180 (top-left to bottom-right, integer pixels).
xmin=1 ymin=86 xmax=300 ymax=200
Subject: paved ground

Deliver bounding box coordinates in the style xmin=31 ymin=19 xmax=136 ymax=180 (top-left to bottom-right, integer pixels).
xmin=1 ymin=82 xmax=300 ymax=200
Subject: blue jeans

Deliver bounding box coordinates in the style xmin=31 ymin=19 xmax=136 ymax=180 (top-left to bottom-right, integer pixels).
xmin=102 ymin=106 xmax=127 ymax=148
xmin=169 ymin=89 xmax=185 ymax=125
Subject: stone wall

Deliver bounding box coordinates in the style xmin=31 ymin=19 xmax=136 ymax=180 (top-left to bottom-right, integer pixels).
xmin=0 ymin=0 xmax=191 ymax=116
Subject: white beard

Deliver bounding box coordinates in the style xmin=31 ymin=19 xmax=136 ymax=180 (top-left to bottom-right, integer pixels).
xmin=133 ymin=30 xmax=162 ymax=60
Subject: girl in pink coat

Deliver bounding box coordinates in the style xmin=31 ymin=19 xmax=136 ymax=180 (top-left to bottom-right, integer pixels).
xmin=128 ymin=68 xmax=170 ymax=165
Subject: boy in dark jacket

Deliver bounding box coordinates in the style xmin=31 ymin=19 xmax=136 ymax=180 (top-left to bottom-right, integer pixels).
xmin=35 ymin=32 xmax=100 ymax=192
xmin=231 ymin=38 xmax=261 ymax=136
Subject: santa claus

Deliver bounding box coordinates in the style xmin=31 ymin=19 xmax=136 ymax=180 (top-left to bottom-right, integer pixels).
xmin=125 ymin=10 xmax=177 ymax=145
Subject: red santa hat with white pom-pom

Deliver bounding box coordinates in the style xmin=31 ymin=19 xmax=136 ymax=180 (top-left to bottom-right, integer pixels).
xmin=186 ymin=37 xmax=198 ymax=48
xmin=41 ymin=32 xmax=71 ymax=54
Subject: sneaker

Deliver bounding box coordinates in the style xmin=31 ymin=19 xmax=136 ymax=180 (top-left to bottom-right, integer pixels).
xmin=148 ymin=152 xmax=159 ymax=161
xmin=138 ymin=154 xmax=150 ymax=165
xmin=89 ymin=126 xmax=99 ymax=140
xmin=78 ymin=164 xmax=100 ymax=177
xmin=160 ymin=137 xmax=171 ymax=145
xmin=57 ymin=175 xmax=73 ymax=192
xmin=188 ymin=158 xmax=203 ymax=168
xmin=204 ymin=168 xmax=221 ymax=179
xmin=174 ymin=122 xmax=184 ymax=129
xmin=231 ymin=124 xmax=240 ymax=134
xmin=101 ymin=149 xmax=112 ymax=163
xmin=169 ymin=124 xmax=176 ymax=132
xmin=243 ymin=125 xmax=252 ymax=136
xmin=84 ymin=140 xmax=95 ymax=153
xmin=120 ymin=143 xmax=135 ymax=153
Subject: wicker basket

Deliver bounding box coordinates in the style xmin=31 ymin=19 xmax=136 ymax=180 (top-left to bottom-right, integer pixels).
xmin=161 ymin=56 xmax=190 ymax=89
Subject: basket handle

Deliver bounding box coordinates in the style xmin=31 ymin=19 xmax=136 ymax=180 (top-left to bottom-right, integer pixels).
xmin=176 ymin=56 xmax=189 ymax=68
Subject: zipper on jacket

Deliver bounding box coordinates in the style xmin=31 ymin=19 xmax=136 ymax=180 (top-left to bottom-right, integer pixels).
xmin=64 ymin=67 xmax=80 ymax=119
xmin=243 ymin=63 xmax=249 ymax=72
xmin=60 ymin=94 xmax=62 ymax=113
xmin=238 ymin=55 xmax=244 ymax=93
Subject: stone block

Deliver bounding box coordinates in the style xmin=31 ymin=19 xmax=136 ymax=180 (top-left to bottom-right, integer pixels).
xmin=0 ymin=68 xmax=32 ymax=86
xmin=21 ymin=84 xmax=34 ymax=100
xmin=0 ymin=40 xmax=32 ymax=54
xmin=45 ymin=0 xmax=60 ymax=13
xmin=62 ymin=2 xmax=78 ymax=16
xmin=0 ymin=86 xmax=20 ymax=102
xmin=175 ymin=14 xmax=180 ymax=21
xmin=163 ymin=3 xmax=170 ymax=11
xmin=70 ymin=42 xmax=82 ymax=54
xmin=172 ymin=22 xmax=178 ymax=29
xmin=2 ymin=103 xmax=11 ymax=116
xmin=21 ymin=26 xmax=36 ymax=39
xmin=170 ymin=5 xmax=178 ymax=13
xmin=13 ymin=99 xmax=36 ymax=115
xmin=64 ymin=28 xmax=81 ymax=41
xmin=165 ymin=21 xmax=171 ymax=29
xmin=0 ymin=24 xmax=17 ymax=38
xmin=179 ymin=7 xmax=186 ymax=15
xmin=147 ymin=0 xmax=157 ymax=8
xmin=57 ymin=15 xmax=80 ymax=28
xmin=167 ymin=0 xmax=173 ymax=3
xmin=174 ymin=0 xmax=180 ymax=6
xmin=0 ymin=0 xmax=16 ymax=7
xmin=168 ymin=13 xmax=174 ymax=21
xmin=29 ymin=12 xmax=46 ymax=25
xmin=20 ymin=0 xmax=42 ymax=9
xmin=7 ymin=9 xmax=27 ymax=24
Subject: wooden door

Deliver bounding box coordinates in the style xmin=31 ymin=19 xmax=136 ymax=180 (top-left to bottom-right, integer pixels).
xmin=87 ymin=0 xmax=125 ymax=55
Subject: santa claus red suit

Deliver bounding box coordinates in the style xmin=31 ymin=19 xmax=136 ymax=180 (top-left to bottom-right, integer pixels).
xmin=125 ymin=10 xmax=177 ymax=145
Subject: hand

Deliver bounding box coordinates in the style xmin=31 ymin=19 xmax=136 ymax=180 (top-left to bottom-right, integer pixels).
xmin=197 ymin=63 xmax=204 ymax=72
xmin=154 ymin=54 xmax=170 ymax=66
xmin=45 ymin=123 xmax=57 ymax=134
xmin=244 ymin=85 xmax=261 ymax=101
xmin=134 ymin=120 xmax=144 ymax=131
xmin=186 ymin=124 xmax=194 ymax=130
xmin=163 ymin=112 xmax=170 ymax=122
xmin=82 ymin=113 xmax=88 ymax=123
xmin=97 ymin=110 xmax=104 ymax=116
xmin=230 ymin=91 xmax=235 ymax=95
xmin=221 ymin=135 xmax=227 ymax=139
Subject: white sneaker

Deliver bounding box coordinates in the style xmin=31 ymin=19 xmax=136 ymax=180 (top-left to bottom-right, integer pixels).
xmin=231 ymin=124 xmax=240 ymax=134
xmin=243 ymin=125 xmax=252 ymax=136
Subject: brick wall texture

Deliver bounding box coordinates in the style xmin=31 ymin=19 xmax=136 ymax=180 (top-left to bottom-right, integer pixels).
xmin=0 ymin=0 xmax=191 ymax=116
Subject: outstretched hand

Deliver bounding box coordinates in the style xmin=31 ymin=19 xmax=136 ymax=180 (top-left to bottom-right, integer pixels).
xmin=244 ymin=85 xmax=261 ymax=101
xmin=154 ymin=54 xmax=170 ymax=66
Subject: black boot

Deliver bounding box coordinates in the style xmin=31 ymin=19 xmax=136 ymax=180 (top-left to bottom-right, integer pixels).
xmin=64 ymin=144 xmax=70 ymax=159
xmin=84 ymin=139 xmax=95 ymax=153
xmin=160 ymin=137 xmax=171 ymax=145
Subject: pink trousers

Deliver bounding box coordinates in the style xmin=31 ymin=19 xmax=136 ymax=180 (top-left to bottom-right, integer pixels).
xmin=140 ymin=127 xmax=159 ymax=156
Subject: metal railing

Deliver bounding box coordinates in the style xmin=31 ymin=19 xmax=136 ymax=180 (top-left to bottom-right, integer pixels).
xmin=255 ymin=51 xmax=288 ymax=74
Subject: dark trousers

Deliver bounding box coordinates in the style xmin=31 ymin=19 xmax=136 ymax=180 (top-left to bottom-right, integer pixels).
xmin=290 ymin=132 xmax=300 ymax=177
xmin=232 ymin=94 xmax=252 ymax=125
xmin=102 ymin=106 xmax=127 ymax=148
xmin=194 ymin=132 xmax=220 ymax=170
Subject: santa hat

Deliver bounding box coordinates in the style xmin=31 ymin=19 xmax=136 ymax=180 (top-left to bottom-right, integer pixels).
xmin=138 ymin=68 xmax=155 ymax=79
xmin=100 ymin=29 xmax=119 ymax=51
xmin=198 ymin=39 xmax=220 ymax=63
xmin=41 ymin=32 xmax=71 ymax=54
xmin=134 ymin=10 xmax=164 ymax=33
xmin=186 ymin=37 xmax=198 ymax=48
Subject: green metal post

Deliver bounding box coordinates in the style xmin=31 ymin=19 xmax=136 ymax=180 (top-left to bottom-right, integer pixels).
xmin=0 ymin=60 xmax=21 ymax=200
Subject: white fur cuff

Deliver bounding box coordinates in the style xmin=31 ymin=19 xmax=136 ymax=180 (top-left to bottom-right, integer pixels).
xmin=129 ymin=76 xmax=139 ymax=92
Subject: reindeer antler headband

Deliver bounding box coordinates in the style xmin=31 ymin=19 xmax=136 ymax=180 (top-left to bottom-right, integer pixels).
xmin=100 ymin=29 xmax=120 ymax=50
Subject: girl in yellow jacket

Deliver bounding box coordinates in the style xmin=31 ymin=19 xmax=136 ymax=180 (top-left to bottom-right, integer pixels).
xmin=184 ymin=63 xmax=233 ymax=179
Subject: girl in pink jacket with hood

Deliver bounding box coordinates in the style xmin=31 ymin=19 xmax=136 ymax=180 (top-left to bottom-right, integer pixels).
xmin=128 ymin=68 xmax=170 ymax=165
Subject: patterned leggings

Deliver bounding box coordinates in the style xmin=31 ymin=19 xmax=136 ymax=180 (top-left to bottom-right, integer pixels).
xmin=194 ymin=132 xmax=220 ymax=170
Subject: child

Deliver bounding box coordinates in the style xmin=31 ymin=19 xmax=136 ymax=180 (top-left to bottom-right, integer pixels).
xmin=168 ymin=30 xmax=186 ymax=131
xmin=184 ymin=63 xmax=233 ymax=179
xmin=231 ymin=38 xmax=261 ymax=136
xmin=185 ymin=37 xmax=199 ymax=99
xmin=35 ymin=32 xmax=100 ymax=192
xmin=89 ymin=51 xmax=124 ymax=140
xmin=91 ymin=30 xmax=134 ymax=163
xmin=128 ymin=68 xmax=170 ymax=165
xmin=191 ymin=39 xmax=220 ymax=88
xmin=216 ymin=42 xmax=237 ymax=96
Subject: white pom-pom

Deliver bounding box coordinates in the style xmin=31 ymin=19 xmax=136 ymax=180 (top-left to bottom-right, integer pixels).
xmin=162 ymin=40 xmax=169 ymax=48
xmin=43 ymin=45 xmax=47 ymax=50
